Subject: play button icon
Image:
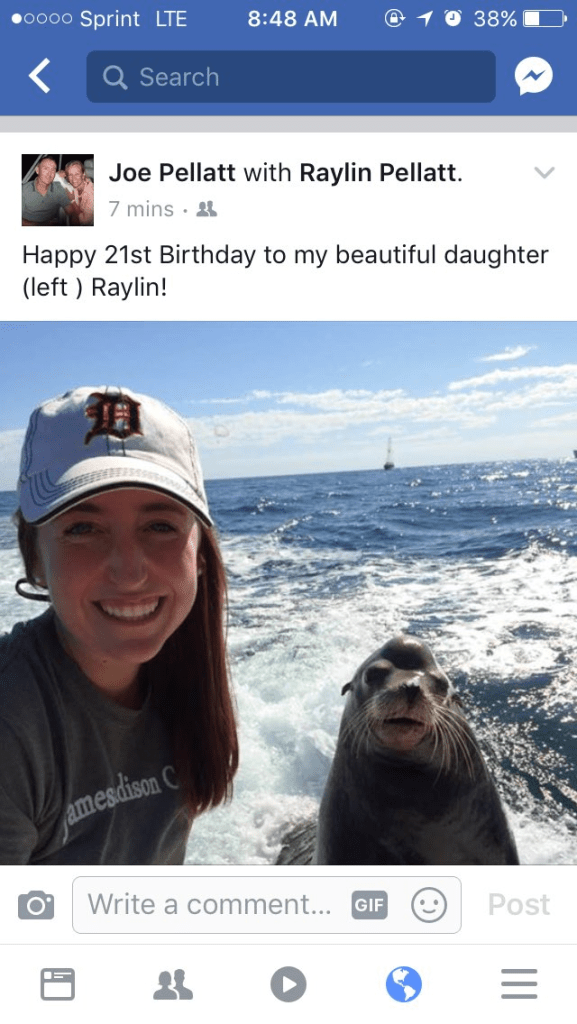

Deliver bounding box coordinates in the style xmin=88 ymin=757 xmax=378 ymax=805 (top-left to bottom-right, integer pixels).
xmin=270 ymin=966 xmax=307 ymax=1002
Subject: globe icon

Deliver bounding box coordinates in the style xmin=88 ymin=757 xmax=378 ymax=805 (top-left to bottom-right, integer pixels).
xmin=386 ymin=966 xmax=422 ymax=1002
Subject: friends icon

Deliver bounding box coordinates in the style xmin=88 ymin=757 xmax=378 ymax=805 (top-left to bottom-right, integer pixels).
xmin=153 ymin=970 xmax=193 ymax=1000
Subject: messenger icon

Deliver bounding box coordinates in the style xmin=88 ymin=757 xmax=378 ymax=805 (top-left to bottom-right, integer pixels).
xmin=514 ymin=56 xmax=553 ymax=95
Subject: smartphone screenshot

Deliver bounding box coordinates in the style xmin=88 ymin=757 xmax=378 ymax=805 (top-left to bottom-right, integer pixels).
xmin=0 ymin=1 xmax=575 ymax=1018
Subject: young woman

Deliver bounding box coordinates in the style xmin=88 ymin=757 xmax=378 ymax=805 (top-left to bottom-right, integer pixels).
xmin=0 ymin=385 xmax=238 ymax=864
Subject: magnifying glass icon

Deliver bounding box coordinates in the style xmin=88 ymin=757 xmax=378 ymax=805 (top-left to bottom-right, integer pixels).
xmin=103 ymin=65 xmax=128 ymax=90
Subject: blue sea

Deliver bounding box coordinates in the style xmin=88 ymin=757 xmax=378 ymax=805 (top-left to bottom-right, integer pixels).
xmin=2 ymin=459 xmax=577 ymax=864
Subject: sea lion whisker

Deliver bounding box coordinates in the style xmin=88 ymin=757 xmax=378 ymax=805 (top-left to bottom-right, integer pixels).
xmin=451 ymin=727 xmax=474 ymax=779
xmin=438 ymin=720 xmax=457 ymax=777
xmin=437 ymin=707 xmax=485 ymax=780
xmin=425 ymin=714 xmax=448 ymax=774
xmin=436 ymin=708 xmax=479 ymax=780
xmin=341 ymin=705 xmax=374 ymax=760
xmin=430 ymin=722 xmax=447 ymax=783
xmin=362 ymin=720 xmax=375 ymax=758
xmin=448 ymin=716 xmax=475 ymax=778
xmin=356 ymin=720 xmax=375 ymax=761
xmin=339 ymin=705 xmax=363 ymax=744
xmin=433 ymin=711 xmax=474 ymax=780
xmin=430 ymin=720 xmax=441 ymax=770
xmin=431 ymin=719 xmax=452 ymax=778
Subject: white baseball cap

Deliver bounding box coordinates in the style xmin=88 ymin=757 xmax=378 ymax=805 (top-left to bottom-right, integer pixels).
xmin=18 ymin=385 xmax=212 ymax=526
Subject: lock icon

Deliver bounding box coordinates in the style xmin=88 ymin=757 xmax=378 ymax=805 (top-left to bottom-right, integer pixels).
xmin=384 ymin=8 xmax=405 ymax=26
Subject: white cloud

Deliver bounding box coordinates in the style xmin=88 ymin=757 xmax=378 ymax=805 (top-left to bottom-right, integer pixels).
xmin=275 ymin=388 xmax=402 ymax=410
xmin=534 ymin=410 xmax=577 ymax=428
xmin=190 ymin=388 xmax=503 ymax=452
xmin=479 ymin=345 xmax=536 ymax=362
xmin=193 ymin=389 xmax=277 ymax=405
xmin=449 ymin=364 xmax=577 ymax=391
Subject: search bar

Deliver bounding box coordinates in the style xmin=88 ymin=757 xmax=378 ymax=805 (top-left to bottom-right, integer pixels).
xmin=87 ymin=51 xmax=496 ymax=104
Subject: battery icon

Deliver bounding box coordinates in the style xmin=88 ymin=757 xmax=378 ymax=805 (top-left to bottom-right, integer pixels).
xmin=523 ymin=9 xmax=567 ymax=25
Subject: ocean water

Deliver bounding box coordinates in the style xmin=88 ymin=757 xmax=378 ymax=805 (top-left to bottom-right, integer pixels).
xmin=1 ymin=460 xmax=577 ymax=865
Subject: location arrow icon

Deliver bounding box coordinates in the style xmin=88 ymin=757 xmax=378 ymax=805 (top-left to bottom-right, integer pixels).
xmin=29 ymin=58 xmax=51 ymax=94
xmin=417 ymin=11 xmax=433 ymax=24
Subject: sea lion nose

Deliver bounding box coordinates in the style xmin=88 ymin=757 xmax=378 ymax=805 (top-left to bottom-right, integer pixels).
xmin=400 ymin=679 xmax=422 ymax=704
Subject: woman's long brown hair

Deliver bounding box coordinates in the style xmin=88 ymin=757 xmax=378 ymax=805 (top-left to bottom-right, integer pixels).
xmin=14 ymin=508 xmax=239 ymax=819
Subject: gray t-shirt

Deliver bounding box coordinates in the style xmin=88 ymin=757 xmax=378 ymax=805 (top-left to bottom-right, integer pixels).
xmin=22 ymin=180 xmax=71 ymax=224
xmin=0 ymin=608 xmax=191 ymax=864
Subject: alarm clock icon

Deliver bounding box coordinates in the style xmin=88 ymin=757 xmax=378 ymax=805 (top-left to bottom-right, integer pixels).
xmin=445 ymin=9 xmax=462 ymax=24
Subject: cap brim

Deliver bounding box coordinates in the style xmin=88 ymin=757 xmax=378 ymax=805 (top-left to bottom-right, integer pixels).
xmin=19 ymin=455 xmax=213 ymax=527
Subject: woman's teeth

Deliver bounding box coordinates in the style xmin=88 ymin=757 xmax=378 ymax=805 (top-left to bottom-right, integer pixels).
xmin=99 ymin=600 xmax=160 ymax=619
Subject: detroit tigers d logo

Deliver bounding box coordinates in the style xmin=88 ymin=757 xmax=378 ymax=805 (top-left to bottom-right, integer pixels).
xmin=84 ymin=392 xmax=142 ymax=445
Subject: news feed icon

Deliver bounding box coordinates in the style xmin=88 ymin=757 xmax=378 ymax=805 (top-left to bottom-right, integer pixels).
xmin=40 ymin=969 xmax=75 ymax=1001
xmin=18 ymin=890 xmax=54 ymax=919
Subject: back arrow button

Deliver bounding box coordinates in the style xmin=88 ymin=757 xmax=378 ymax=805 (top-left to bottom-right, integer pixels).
xmin=29 ymin=58 xmax=51 ymax=94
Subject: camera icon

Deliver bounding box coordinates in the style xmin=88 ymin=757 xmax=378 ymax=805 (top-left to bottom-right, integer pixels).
xmin=18 ymin=891 xmax=54 ymax=919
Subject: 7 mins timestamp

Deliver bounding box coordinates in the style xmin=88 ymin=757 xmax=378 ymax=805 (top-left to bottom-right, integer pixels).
xmin=248 ymin=10 xmax=338 ymax=27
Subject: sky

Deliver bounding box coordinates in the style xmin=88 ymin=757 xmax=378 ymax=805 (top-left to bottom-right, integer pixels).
xmin=0 ymin=320 xmax=576 ymax=487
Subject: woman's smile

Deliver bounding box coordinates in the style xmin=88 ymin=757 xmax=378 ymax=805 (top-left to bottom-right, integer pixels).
xmin=95 ymin=596 xmax=163 ymax=621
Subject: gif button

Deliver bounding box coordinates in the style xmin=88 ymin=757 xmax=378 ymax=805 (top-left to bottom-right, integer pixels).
xmin=351 ymin=890 xmax=388 ymax=919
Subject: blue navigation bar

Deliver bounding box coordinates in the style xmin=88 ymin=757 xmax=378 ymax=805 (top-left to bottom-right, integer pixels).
xmin=87 ymin=50 xmax=496 ymax=104
xmin=1 ymin=0 xmax=574 ymax=115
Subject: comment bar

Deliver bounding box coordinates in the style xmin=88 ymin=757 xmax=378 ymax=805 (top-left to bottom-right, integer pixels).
xmin=73 ymin=876 xmax=461 ymax=934
xmin=87 ymin=51 xmax=496 ymax=104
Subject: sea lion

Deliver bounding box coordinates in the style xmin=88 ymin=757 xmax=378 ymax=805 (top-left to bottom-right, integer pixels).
xmin=277 ymin=635 xmax=519 ymax=865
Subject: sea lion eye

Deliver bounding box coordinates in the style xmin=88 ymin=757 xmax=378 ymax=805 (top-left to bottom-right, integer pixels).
xmin=365 ymin=662 xmax=392 ymax=686
xmin=428 ymin=672 xmax=450 ymax=696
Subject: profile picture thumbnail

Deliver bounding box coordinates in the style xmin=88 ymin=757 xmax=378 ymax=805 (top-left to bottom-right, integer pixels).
xmin=21 ymin=154 xmax=94 ymax=227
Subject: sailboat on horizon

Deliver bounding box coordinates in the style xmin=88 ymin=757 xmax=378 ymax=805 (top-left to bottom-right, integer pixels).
xmin=383 ymin=438 xmax=394 ymax=471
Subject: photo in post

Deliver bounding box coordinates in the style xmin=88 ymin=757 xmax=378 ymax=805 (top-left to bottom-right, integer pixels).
xmin=0 ymin=320 xmax=576 ymax=866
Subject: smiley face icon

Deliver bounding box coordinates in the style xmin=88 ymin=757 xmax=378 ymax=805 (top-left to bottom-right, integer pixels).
xmin=411 ymin=887 xmax=448 ymax=923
